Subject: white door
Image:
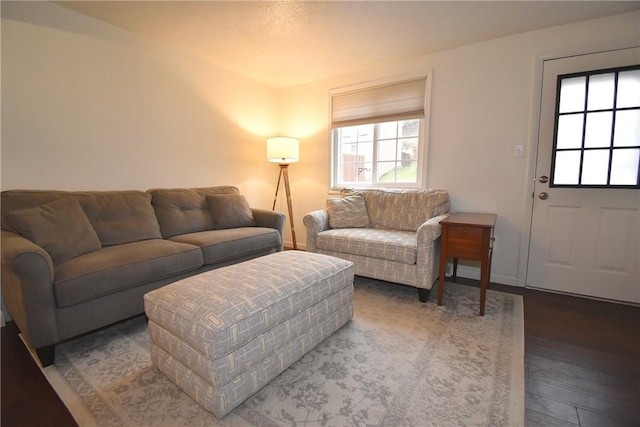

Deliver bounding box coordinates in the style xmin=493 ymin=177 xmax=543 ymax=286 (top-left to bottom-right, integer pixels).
xmin=527 ymin=47 xmax=640 ymax=303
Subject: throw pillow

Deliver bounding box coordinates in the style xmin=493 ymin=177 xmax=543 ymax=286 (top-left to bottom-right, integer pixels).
xmin=6 ymin=198 xmax=102 ymax=265
xmin=326 ymin=195 xmax=371 ymax=228
xmin=206 ymin=194 xmax=256 ymax=229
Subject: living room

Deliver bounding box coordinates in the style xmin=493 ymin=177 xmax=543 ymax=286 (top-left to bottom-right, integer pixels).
xmin=2 ymin=1 xmax=639 ymax=426
xmin=2 ymin=1 xmax=639 ymax=286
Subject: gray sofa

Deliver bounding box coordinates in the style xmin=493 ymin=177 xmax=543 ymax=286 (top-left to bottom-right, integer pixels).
xmin=1 ymin=186 xmax=285 ymax=366
xmin=304 ymin=188 xmax=450 ymax=302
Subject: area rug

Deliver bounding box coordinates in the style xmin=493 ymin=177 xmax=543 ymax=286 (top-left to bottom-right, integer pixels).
xmin=40 ymin=279 xmax=524 ymax=427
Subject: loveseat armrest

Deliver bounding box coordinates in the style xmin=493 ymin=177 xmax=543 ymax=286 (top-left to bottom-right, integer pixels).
xmin=1 ymin=230 xmax=59 ymax=350
xmin=415 ymin=213 xmax=450 ymax=289
xmin=303 ymin=210 xmax=330 ymax=252
xmin=417 ymin=213 xmax=450 ymax=242
xmin=252 ymin=208 xmax=286 ymax=251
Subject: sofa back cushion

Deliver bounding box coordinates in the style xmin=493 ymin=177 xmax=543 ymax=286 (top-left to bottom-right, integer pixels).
xmin=1 ymin=190 xmax=161 ymax=246
xmin=348 ymin=188 xmax=450 ymax=231
xmin=149 ymin=186 xmax=240 ymax=238
xmin=5 ymin=197 xmax=102 ymax=265
xmin=79 ymin=191 xmax=162 ymax=246
xmin=2 ymin=190 xmax=71 ymax=233
xmin=206 ymin=194 xmax=256 ymax=229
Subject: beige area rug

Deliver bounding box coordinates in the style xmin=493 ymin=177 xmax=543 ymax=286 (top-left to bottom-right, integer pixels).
xmin=40 ymin=278 xmax=524 ymax=427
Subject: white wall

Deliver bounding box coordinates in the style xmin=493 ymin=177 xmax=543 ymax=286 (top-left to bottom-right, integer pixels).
xmin=2 ymin=3 xmax=639 ymax=286
xmin=1 ymin=2 xmax=279 ymax=210
xmin=279 ymin=11 xmax=640 ymax=286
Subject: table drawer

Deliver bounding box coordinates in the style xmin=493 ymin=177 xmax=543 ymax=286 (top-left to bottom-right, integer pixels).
xmin=445 ymin=225 xmax=484 ymax=259
xmin=447 ymin=225 xmax=483 ymax=241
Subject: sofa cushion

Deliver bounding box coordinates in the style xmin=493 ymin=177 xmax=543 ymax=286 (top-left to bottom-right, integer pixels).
xmin=206 ymin=194 xmax=256 ymax=229
xmin=356 ymin=189 xmax=450 ymax=231
xmin=78 ymin=191 xmax=162 ymax=246
xmin=5 ymin=198 xmax=102 ymax=265
xmin=170 ymin=227 xmax=281 ymax=265
xmin=54 ymin=239 xmax=204 ymax=308
xmin=316 ymin=228 xmax=417 ymax=264
xmin=326 ymin=195 xmax=371 ymax=229
xmin=149 ymin=187 xmax=239 ymax=238
xmin=1 ymin=190 xmax=163 ymax=246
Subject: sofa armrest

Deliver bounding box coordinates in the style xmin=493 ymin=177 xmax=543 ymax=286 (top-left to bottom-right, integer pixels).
xmin=303 ymin=210 xmax=330 ymax=252
xmin=1 ymin=230 xmax=59 ymax=349
xmin=252 ymin=208 xmax=286 ymax=251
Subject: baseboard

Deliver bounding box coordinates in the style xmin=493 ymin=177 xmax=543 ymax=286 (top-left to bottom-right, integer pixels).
xmin=284 ymin=241 xmax=307 ymax=251
xmin=453 ymin=264 xmax=519 ymax=287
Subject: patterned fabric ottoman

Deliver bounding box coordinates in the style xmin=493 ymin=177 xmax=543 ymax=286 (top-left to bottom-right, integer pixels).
xmin=143 ymin=250 xmax=354 ymax=418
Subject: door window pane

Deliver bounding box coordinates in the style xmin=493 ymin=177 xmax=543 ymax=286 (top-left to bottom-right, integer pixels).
xmin=587 ymin=73 xmax=615 ymax=110
xmin=554 ymin=151 xmax=581 ymax=185
xmin=584 ymin=111 xmax=612 ymax=148
xmin=610 ymin=149 xmax=640 ymax=185
xmin=581 ymin=150 xmax=610 ymax=185
xmin=557 ymin=114 xmax=584 ymax=149
xmin=559 ymin=76 xmax=586 ymax=113
xmin=614 ymin=110 xmax=640 ymax=147
xmin=617 ymin=69 xmax=640 ymax=108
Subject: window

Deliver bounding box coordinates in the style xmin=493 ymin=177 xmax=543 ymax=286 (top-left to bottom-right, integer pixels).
xmin=330 ymin=76 xmax=430 ymax=188
xmin=551 ymin=65 xmax=640 ymax=188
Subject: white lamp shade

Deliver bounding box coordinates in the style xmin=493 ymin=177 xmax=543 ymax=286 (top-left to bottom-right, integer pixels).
xmin=267 ymin=137 xmax=299 ymax=163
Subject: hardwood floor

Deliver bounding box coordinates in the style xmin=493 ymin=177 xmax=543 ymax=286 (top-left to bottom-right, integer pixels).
xmin=1 ymin=280 xmax=638 ymax=427
xmin=522 ymin=288 xmax=639 ymax=427
xmin=1 ymin=320 xmax=76 ymax=427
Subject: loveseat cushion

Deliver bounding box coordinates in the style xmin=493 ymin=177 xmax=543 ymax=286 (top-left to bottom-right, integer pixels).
xmin=5 ymin=198 xmax=102 ymax=265
xmin=316 ymin=228 xmax=417 ymax=264
xmin=149 ymin=187 xmax=239 ymax=238
xmin=326 ymin=194 xmax=371 ymax=228
xmin=170 ymin=227 xmax=281 ymax=265
xmin=78 ymin=191 xmax=162 ymax=246
xmin=54 ymin=239 xmax=203 ymax=308
xmin=355 ymin=189 xmax=450 ymax=231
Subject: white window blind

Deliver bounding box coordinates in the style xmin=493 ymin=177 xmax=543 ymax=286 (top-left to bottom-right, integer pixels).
xmin=331 ymin=77 xmax=427 ymax=128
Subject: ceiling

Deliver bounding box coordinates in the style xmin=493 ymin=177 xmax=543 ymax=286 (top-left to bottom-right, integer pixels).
xmin=56 ymin=1 xmax=640 ymax=88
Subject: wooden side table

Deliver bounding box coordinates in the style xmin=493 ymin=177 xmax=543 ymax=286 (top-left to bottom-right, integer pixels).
xmin=437 ymin=212 xmax=496 ymax=316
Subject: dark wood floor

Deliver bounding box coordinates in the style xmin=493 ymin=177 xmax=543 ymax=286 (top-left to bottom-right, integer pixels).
xmin=1 ymin=280 xmax=638 ymax=427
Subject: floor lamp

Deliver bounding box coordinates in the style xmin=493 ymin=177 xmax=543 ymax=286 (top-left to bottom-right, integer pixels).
xmin=267 ymin=137 xmax=299 ymax=250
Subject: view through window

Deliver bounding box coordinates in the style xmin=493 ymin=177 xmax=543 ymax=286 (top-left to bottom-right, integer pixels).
xmin=333 ymin=119 xmax=420 ymax=185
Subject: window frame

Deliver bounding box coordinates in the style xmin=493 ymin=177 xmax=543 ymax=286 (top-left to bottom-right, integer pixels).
xmin=550 ymin=64 xmax=640 ymax=189
xmin=329 ymin=73 xmax=432 ymax=190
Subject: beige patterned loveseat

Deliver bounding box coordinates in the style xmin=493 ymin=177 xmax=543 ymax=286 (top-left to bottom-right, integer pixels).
xmin=303 ymin=188 xmax=450 ymax=302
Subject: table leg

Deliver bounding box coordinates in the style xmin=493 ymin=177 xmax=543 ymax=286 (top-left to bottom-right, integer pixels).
xmin=479 ymin=278 xmax=487 ymax=316
xmin=479 ymin=254 xmax=490 ymax=316
xmin=437 ymin=253 xmax=447 ymax=306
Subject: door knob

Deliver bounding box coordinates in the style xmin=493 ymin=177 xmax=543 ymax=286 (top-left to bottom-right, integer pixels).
xmin=539 ymin=176 xmax=549 ymax=183
xmin=539 ymin=192 xmax=549 ymax=200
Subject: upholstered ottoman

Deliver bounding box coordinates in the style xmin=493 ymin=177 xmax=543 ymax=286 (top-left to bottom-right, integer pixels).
xmin=143 ymin=250 xmax=354 ymax=418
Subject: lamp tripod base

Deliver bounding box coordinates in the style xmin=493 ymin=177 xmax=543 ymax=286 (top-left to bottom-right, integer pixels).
xmin=272 ymin=163 xmax=297 ymax=250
